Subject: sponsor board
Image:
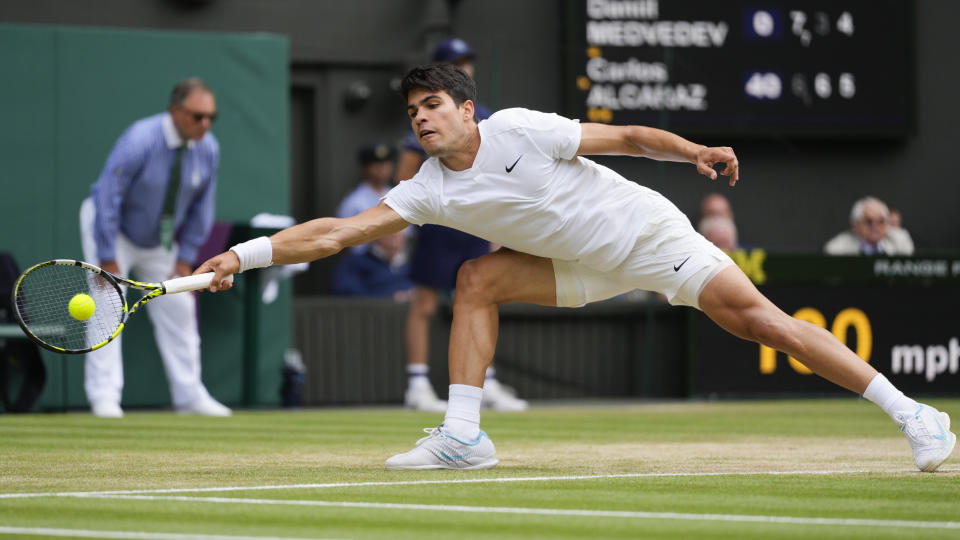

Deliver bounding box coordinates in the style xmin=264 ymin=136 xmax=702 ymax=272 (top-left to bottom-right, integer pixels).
xmin=693 ymin=284 xmax=959 ymax=397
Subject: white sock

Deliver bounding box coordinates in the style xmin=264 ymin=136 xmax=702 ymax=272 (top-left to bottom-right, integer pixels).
xmin=485 ymin=366 xmax=496 ymax=381
xmin=407 ymin=364 xmax=430 ymax=389
xmin=443 ymin=384 xmax=482 ymax=441
xmin=862 ymin=373 xmax=919 ymax=419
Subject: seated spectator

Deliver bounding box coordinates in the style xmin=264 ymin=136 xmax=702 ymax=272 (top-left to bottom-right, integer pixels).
xmin=698 ymin=215 xmax=738 ymax=252
xmin=887 ymin=206 xmax=917 ymax=247
xmin=889 ymin=207 xmax=904 ymax=229
xmin=824 ymin=196 xmax=914 ymax=255
xmin=336 ymin=142 xmax=401 ymax=254
xmin=331 ymin=142 xmax=412 ymax=299
xmin=699 ymin=192 xmax=754 ymax=250
xmin=331 ymin=233 xmax=413 ymax=300
xmin=698 ymin=198 xmax=766 ymax=284
xmin=700 ymin=192 xmax=734 ymax=221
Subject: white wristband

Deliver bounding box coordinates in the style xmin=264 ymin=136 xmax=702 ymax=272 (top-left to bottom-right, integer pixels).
xmin=230 ymin=236 xmax=273 ymax=273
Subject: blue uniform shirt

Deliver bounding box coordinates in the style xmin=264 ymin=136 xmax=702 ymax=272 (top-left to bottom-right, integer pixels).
xmin=331 ymin=250 xmax=412 ymax=297
xmin=336 ymin=182 xmax=387 ymax=220
xmin=90 ymin=112 xmax=219 ymax=264
xmin=336 ymin=182 xmax=390 ymax=255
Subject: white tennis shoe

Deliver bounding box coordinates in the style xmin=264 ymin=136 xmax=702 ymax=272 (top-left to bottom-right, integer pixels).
xmin=91 ymin=401 xmax=123 ymax=418
xmin=482 ymin=379 xmax=529 ymax=411
xmin=404 ymin=383 xmax=448 ymax=413
xmin=896 ymin=404 xmax=956 ymax=472
xmin=177 ymin=396 xmax=232 ymax=417
xmin=385 ymin=426 xmax=498 ymax=470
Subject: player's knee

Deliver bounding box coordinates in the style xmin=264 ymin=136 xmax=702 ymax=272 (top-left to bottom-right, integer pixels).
xmin=454 ymin=258 xmax=495 ymax=303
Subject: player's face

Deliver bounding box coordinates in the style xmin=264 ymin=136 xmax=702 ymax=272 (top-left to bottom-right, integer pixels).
xmin=170 ymin=90 xmax=217 ymax=141
xmin=406 ymin=88 xmax=473 ymax=157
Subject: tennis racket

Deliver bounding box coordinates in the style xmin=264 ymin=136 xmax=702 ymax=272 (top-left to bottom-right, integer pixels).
xmin=11 ymin=259 xmax=232 ymax=354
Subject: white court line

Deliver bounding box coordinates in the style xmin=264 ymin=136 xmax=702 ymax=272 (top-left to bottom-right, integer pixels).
xmin=0 ymin=527 xmax=344 ymax=540
xmin=77 ymin=494 xmax=960 ymax=530
xmin=3 ymin=467 xmax=956 ymax=500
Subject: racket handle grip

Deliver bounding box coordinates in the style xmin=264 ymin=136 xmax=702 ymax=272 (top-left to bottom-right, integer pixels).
xmin=163 ymin=272 xmax=234 ymax=294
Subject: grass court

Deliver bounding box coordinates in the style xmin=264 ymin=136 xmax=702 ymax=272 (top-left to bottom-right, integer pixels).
xmin=1 ymin=399 xmax=958 ymax=539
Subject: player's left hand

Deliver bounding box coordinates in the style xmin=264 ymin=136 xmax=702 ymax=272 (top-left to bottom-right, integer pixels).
xmin=194 ymin=251 xmax=240 ymax=292
xmin=696 ymin=146 xmax=739 ymax=186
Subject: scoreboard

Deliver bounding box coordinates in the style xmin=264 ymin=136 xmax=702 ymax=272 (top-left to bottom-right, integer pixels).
xmin=563 ymin=0 xmax=914 ymax=137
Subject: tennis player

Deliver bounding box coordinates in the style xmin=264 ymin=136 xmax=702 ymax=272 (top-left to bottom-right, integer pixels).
xmin=198 ymin=63 xmax=955 ymax=472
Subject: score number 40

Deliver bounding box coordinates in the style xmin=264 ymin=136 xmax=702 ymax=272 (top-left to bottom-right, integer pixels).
xmin=745 ymin=72 xmax=856 ymax=101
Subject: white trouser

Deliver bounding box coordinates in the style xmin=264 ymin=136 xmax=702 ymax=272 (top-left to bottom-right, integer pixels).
xmin=79 ymin=198 xmax=211 ymax=408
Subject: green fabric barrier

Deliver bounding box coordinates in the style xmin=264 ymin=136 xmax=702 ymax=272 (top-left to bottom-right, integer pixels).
xmin=0 ymin=24 xmax=290 ymax=410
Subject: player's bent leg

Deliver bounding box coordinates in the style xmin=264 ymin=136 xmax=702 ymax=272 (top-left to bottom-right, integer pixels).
xmin=386 ymin=250 xmax=554 ymax=470
xmin=698 ymin=265 xmax=956 ymax=471
xmin=449 ymin=249 xmax=556 ymax=386
xmin=697 ymin=265 xmax=876 ymax=394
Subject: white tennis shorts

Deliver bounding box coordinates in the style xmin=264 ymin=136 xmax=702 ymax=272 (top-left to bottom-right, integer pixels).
xmin=552 ymin=208 xmax=733 ymax=311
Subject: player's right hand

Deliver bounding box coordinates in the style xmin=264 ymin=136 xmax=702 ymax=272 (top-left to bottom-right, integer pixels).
xmin=696 ymin=146 xmax=739 ymax=186
xmin=194 ymin=251 xmax=240 ymax=292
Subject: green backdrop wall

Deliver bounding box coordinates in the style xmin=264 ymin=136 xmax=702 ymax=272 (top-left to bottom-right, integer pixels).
xmin=0 ymin=24 xmax=291 ymax=410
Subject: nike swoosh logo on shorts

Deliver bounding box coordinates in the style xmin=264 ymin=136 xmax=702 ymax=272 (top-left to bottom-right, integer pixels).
xmin=505 ymin=155 xmax=523 ymax=173
xmin=674 ymin=256 xmax=691 ymax=272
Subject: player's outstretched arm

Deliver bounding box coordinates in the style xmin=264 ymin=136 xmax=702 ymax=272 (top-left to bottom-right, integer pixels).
xmin=577 ymin=123 xmax=739 ymax=186
xmin=272 ymin=201 xmax=409 ymax=263
xmin=195 ymin=201 xmax=410 ymax=291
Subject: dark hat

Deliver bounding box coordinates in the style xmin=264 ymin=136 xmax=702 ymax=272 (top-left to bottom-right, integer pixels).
xmin=433 ymin=37 xmax=475 ymax=63
xmin=357 ymin=142 xmax=397 ymax=165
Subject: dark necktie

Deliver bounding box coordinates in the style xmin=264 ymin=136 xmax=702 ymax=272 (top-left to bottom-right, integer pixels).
xmin=160 ymin=145 xmax=184 ymax=250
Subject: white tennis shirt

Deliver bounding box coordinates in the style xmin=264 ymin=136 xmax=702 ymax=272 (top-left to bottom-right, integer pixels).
xmin=384 ymin=108 xmax=675 ymax=272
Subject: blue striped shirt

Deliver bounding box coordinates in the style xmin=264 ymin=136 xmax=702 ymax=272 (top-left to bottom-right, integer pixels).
xmin=90 ymin=112 xmax=219 ymax=263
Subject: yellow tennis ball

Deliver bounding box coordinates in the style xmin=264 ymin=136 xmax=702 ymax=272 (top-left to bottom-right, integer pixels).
xmin=68 ymin=293 xmax=96 ymax=321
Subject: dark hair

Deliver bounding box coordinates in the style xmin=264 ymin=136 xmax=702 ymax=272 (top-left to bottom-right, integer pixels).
xmin=400 ymin=63 xmax=477 ymax=108
xmin=169 ymin=77 xmax=213 ymax=106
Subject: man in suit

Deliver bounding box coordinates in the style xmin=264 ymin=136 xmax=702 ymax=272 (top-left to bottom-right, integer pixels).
xmin=824 ymin=196 xmax=914 ymax=255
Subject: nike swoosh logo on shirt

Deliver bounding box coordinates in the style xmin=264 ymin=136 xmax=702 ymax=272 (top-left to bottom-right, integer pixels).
xmin=673 ymin=256 xmax=691 ymax=272
xmin=505 ymin=155 xmax=523 ymax=173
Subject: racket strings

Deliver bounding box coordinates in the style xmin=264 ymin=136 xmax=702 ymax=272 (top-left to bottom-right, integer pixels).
xmin=15 ymin=265 xmax=125 ymax=351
